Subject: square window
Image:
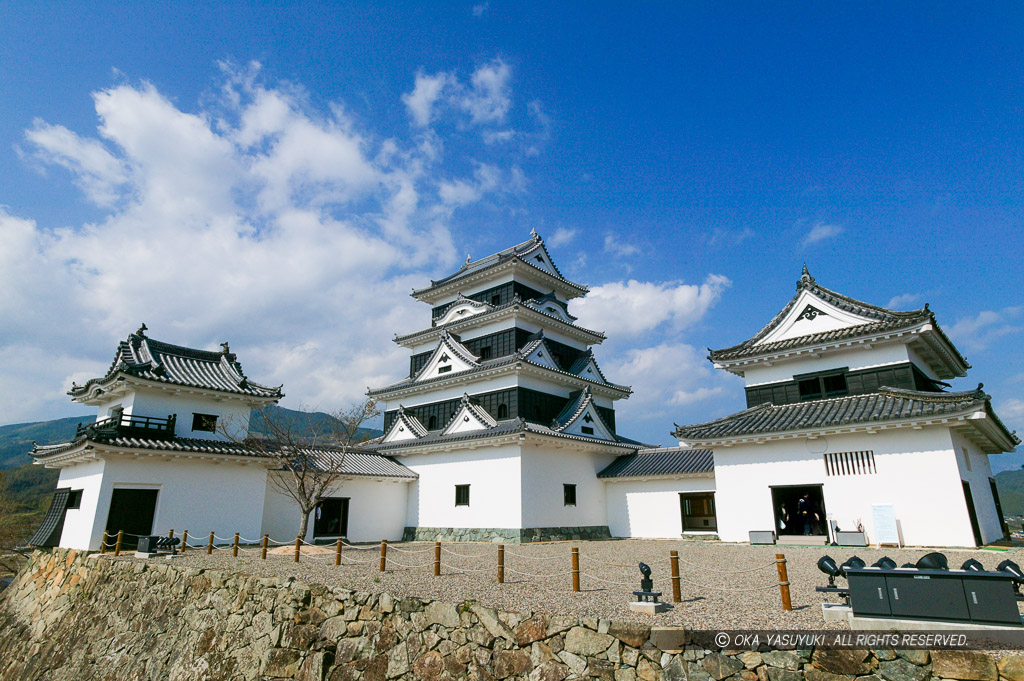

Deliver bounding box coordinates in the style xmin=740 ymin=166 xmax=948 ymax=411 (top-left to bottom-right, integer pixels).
xmin=822 ymin=373 xmax=848 ymax=398
xmin=438 ymin=365 xmax=452 ymax=374
xmin=66 ymin=490 xmax=83 ymax=510
xmin=563 ymin=484 xmax=577 ymax=507
xmin=797 ymin=378 xmax=823 ymax=401
xmin=455 ymin=484 xmax=470 ymax=506
xmin=581 ymin=426 xmax=594 ymax=435
xmin=479 ymin=346 xmax=492 ymax=360
xmin=491 ymin=295 xmax=501 ymax=305
xmin=192 ymin=413 xmax=218 ymax=432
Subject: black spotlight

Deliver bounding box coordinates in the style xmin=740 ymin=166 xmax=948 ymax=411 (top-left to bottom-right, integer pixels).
xmin=840 ymin=556 xmax=866 ymax=576
xmin=916 ymin=552 xmax=949 ymax=571
xmin=961 ymin=558 xmax=985 ymax=572
xmin=872 ymin=557 xmax=897 ymax=570
xmin=817 ymin=555 xmax=842 ymax=587
xmin=998 ymin=559 xmax=1024 ymax=591
xmin=901 ymin=563 xmax=916 ymax=568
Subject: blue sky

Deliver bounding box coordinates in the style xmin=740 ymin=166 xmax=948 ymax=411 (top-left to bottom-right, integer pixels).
xmin=1 ymin=3 xmax=1022 ymax=467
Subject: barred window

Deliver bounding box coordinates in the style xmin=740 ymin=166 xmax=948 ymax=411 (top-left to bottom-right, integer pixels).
xmin=824 ymin=450 xmax=876 ymax=476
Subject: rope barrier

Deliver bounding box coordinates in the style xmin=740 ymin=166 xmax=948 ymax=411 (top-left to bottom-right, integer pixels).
xmin=439 ymin=563 xmax=493 ymax=573
xmin=440 ymin=547 xmax=491 ymax=558
xmin=340 ymin=541 xmax=379 ymax=550
xmin=502 ymin=550 xmax=565 ymax=561
xmin=580 ymin=573 xmax=638 ymax=586
xmin=384 ymin=557 xmax=435 ymax=569
xmin=580 ymin=556 xmax=634 ymax=568
xmin=671 ymin=554 xmax=778 ymax=574
xmin=504 ymin=566 xmax=574 ymax=578
xmin=385 ymin=544 xmax=434 ymax=554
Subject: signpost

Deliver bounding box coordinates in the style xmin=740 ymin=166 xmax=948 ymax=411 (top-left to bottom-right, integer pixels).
xmin=871 ymin=503 xmax=901 ymax=548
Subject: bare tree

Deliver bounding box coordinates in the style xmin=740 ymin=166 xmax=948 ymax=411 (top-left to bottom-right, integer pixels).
xmin=222 ymin=400 xmax=380 ymax=540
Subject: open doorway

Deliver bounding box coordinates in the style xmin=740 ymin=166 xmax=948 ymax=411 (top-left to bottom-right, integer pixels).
xmin=771 ymin=484 xmax=827 ymax=539
xmin=105 ymin=488 xmax=158 ymax=549
xmin=314 ymin=497 xmax=350 ymax=539
xmin=680 ymin=493 xmax=717 ymax=531
xmin=962 ymin=481 xmax=983 ymax=546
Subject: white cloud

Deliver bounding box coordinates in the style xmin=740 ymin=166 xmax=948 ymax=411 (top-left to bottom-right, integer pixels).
xmin=460 ymin=59 xmax=512 ymax=125
xmin=886 ymin=293 xmax=922 ymax=309
xmin=573 ymin=275 xmax=731 ymax=338
xmin=802 ymin=222 xmax=843 ymax=246
xmin=708 ymin=227 xmax=754 ymax=247
xmin=998 ymin=398 xmax=1024 ymax=434
xmin=948 ymin=307 xmax=1023 ymax=352
xmin=1 ymin=64 xmax=526 ymax=424
xmin=546 ymin=227 xmax=577 ymax=247
xmin=472 ymin=2 xmax=489 ymax=17
xmin=603 ymin=233 xmax=641 ymax=257
xmin=22 ymin=119 xmax=130 ymax=207
xmin=402 ymin=72 xmax=451 ymax=127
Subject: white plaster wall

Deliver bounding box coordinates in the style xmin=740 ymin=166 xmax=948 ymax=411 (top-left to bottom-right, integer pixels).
xmin=741 ymin=344 xmax=914 ymax=387
xmin=605 ymin=477 xmax=717 ymax=538
xmin=260 ymin=473 xmax=410 ymax=543
xmin=712 ymin=427 xmax=981 ymax=547
xmin=129 ymin=388 xmax=252 ymax=440
xmin=519 ymin=445 xmax=617 ymax=528
xmin=951 ymin=430 xmax=1005 ymax=544
xmin=403 ymin=444 xmax=522 ymax=529
xmin=94 ymin=393 xmax=136 ymax=421
xmin=79 ymin=456 xmax=269 ymax=550
xmin=55 ymin=459 xmax=107 ymax=551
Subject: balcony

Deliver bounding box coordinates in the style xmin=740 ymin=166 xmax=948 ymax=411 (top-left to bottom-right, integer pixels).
xmin=76 ymin=413 xmax=176 ymax=441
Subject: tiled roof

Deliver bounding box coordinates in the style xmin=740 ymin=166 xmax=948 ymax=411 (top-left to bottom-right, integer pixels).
xmin=598 ymin=447 xmax=714 ymax=479
xmin=70 ymin=328 xmax=283 ymax=400
xmin=368 ymin=346 xmax=631 ymax=397
xmin=366 ymin=416 xmax=649 ymax=453
xmin=673 ymin=386 xmax=1020 ymax=448
xmin=32 ymin=434 xmax=416 ymax=479
xmin=709 ymin=267 xmax=968 ymax=371
xmin=411 ymin=231 xmax=587 ymax=297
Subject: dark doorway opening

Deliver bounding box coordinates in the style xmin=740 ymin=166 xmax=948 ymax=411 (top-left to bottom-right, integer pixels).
xmin=962 ymin=481 xmax=983 ymax=546
xmin=314 ymin=498 xmax=350 ymax=538
xmin=771 ymin=484 xmax=827 ymax=538
xmin=989 ymin=477 xmax=1009 ymax=540
xmin=104 ymin=488 xmax=158 ymax=549
xmin=680 ymin=493 xmax=717 ymax=531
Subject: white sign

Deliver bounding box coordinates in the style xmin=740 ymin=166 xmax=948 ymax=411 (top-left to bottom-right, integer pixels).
xmin=871 ymin=504 xmax=901 ymax=547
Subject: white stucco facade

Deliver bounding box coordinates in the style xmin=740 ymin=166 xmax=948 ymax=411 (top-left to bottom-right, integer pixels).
xmin=604 ymin=476 xmax=716 ymax=539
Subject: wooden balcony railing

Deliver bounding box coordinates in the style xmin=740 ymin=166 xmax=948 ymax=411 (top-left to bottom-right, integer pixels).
xmin=76 ymin=413 xmax=176 ymax=440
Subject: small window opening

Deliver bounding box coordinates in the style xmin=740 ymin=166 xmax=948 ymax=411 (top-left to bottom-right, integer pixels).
xmin=496 ymin=403 xmax=508 ymax=419
xmin=428 ymin=416 xmax=438 ymax=429
xmin=438 ymin=365 xmax=452 ymax=374
xmin=491 ymin=295 xmax=501 ymax=305
xmin=455 ymin=484 xmax=470 ymax=506
xmin=564 ymin=484 xmax=577 ymax=506
xmin=66 ymin=490 xmax=83 ymax=510
xmin=581 ymin=426 xmax=595 ymax=435
xmin=192 ymin=413 xmax=218 ymax=432
xmin=479 ymin=346 xmax=492 ymax=360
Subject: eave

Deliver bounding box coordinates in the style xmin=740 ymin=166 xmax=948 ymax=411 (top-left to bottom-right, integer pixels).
xmin=411 ymin=258 xmax=588 ymax=305
xmin=394 ymin=302 xmax=606 ymax=348
xmin=70 ymin=374 xmax=282 ymax=406
xmin=33 ymin=441 xmax=266 ymax=469
xmin=601 ymin=472 xmax=715 ymax=482
xmin=680 ymin=409 xmax=1015 ymax=455
xmin=367 ymin=358 xmax=632 ymax=402
xmin=711 ymin=321 xmax=968 ymax=380
xmin=374 ymin=428 xmax=642 ymax=457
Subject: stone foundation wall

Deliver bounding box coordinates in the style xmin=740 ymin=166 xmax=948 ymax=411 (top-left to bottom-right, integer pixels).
xmin=402 ymin=526 xmax=613 ymax=543
xmin=2 ymin=549 xmax=1024 ymax=681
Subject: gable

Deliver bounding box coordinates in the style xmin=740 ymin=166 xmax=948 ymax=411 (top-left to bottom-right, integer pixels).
xmin=756 ymin=289 xmax=878 ymax=346
xmin=435 ymin=299 xmax=492 ymax=326
xmin=442 ymin=398 xmax=497 ymax=435
xmin=560 ymin=404 xmax=615 ymax=440
xmin=381 ymin=411 xmax=427 ymax=443
xmin=572 ymin=356 xmax=607 ymax=384
xmin=415 ymin=333 xmax=479 ymax=382
xmin=522 ymin=243 xmax=558 ymax=277
xmin=521 ymin=338 xmax=561 ymax=370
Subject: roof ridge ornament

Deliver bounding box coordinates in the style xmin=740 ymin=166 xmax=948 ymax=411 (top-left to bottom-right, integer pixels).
xmin=798 ymin=264 xmax=816 ymax=289
xmin=136 ymin=323 xmax=148 ymax=337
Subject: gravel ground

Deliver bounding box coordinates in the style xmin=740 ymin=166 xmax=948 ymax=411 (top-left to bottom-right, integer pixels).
xmin=109 ymin=539 xmax=1024 ymax=629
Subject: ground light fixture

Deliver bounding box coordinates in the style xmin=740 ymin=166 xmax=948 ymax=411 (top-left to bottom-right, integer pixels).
xmin=817 ymin=555 xmax=842 ymax=587
xmin=839 ymin=556 xmax=865 ymax=575
xmin=997 ymin=559 xmax=1024 ymax=594
xmin=871 ymin=556 xmax=897 ymax=570
xmin=916 ymin=552 xmax=949 ymax=570
xmin=961 ymin=558 xmax=985 ymax=572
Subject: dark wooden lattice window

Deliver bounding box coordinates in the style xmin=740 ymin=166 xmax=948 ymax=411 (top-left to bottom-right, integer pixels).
xmin=455 ymin=484 xmax=470 ymax=506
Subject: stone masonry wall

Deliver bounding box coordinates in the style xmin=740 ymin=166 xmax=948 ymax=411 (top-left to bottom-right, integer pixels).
xmin=2 ymin=549 xmax=1024 ymax=681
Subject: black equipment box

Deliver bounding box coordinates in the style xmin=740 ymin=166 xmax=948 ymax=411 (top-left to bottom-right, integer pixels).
xmin=846 ymin=568 xmax=1021 ymax=626
xmin=136 ymin=535 xmax=162 ymax=553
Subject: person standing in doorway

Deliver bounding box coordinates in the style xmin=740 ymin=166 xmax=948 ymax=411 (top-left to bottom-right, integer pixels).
xmin=797 ymin=493 xmax=819 ymax=535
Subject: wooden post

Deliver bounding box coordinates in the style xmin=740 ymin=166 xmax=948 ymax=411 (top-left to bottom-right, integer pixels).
xmin=776 ymin=553 xmax=792 ymax=611
xmin=100 ymin=530 xmax=108 ymax=554
xmin=168 ymin=528 xmax=174 ymax=539
xmin=261 ymin=534 xmax=269 ymax=560
xmin=180 ymin=530 xmax=189 ymax=554
xmin=114 ymin=530 xmax=124 ymax=556
xmin=497 ymin=544 xmax=504 ymax=584
xmin=294 ymin=536 xmax=301 ymax=563
xmin=670 ymin=550 xmax=681 ymax=603
xmin=571 ymin=547 xmax=580 ymax=592
xmin=335 ymin=538 xmax=343 ymax=566
xmin=206 ymin=531 xmax=214 ymax=555
xmin=232 ymin=532 xmax=239 ymax=558
xmin=379 ymin=539 xmax=387 ymax=572
xmin=434 ymin=542 xmax=441 ymax=576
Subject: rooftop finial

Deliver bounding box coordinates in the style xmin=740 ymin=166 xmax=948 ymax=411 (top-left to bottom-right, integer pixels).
xmin=465 ymin=253 xmax=471 ymax=266
xmin=136 ymin=323 xmax=148 ymax=337
xmin=530 ymin=226 xmax=537 ymax=237
xmin=798 ymin=264 xmax=815 ymax=288
xmin=220 ymin=341 xmax=231 ymax=355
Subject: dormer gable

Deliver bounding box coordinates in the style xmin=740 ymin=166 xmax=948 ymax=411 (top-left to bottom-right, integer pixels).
xmin=757 ymin=288 xmax=880 ymax=345
xmin=381 ymin=407 xmax=429 ymax=443
xmin=567 ymin=349 xmax=610 ymax=384
xmin=433 ymin=295 xmax=495 ymax=326
xmin=441 ymin=393 xmax=499 ymax=435
xmin=524 ymin=291 xmax=577 ymax=323
xmin=413 ymin=331 xmax=480 ymax=382
xmin=517 ymin=331 xmax=561 ymax=370
xmin=550 ymin=387 xmax=616 ymax=440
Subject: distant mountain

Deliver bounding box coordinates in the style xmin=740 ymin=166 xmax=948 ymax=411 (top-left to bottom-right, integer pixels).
xmin=0 ymin=406 xmax=382 ymax=471
xmin=996 ymin=469 xmax=1024 ymax=517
